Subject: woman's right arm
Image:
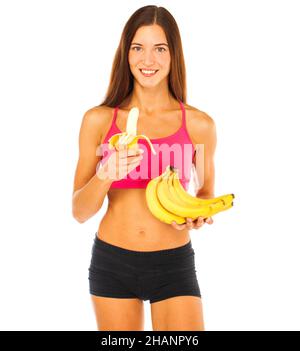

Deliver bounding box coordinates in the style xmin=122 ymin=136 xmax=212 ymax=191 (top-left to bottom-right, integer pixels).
xmin=72 ymin=173 xmax=113 ymax=223
xmin=72 ymin=107 xmax=143 ymax=223
xmin=72 ymin=107 xmax=113 ymax=223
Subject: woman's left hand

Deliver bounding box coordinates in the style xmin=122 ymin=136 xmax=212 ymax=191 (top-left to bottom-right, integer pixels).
xmin=171 ymin=216 xmax=213 ymax=231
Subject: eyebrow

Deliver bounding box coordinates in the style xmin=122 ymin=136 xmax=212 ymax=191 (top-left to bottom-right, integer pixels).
xmin=131 ymin=42 xmax=169 ymax=47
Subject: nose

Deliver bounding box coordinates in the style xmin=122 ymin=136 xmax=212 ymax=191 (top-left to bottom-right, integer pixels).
xmin=142 ymin=49 xmax=155 ymax=66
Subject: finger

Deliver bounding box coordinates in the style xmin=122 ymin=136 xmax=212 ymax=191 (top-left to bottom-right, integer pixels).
xmin=127 ymin=161 xmax=142 ymax=172
xmin=204 ymin=217 xmax=213 ymax=224
xmin=197 ymin=217 xmax=204 ymax=225
xmin=120 ymin=154 xmax=142 ymax=165
xmin=125 ymin=157 xmax=143 ymax=171
xmin=117 ymin=148 xmax=136 ymax=161
xmin=116 ymin=149 xmax=125 ymax=159
xmin=186 ymin=217 xmax=194 ymax=229
xmin=118 ymin=146 xmax=130 ymax=157
xmin=171 ymin=221 xmax=187 ymax=230
xmin=194 ymin=216 xmax=204 ymax=229
xmin=127 ymin=148 xmax=144 ymax=157
xmin=127 ymin=151 xmax=144 ymax=159
xmin=127 ymin=155 xmax=143 ymax=164
xmin=118 ymin=158 xmax=141 ymax=171
xmin=120 ymin=149 xmax=143 ymax=160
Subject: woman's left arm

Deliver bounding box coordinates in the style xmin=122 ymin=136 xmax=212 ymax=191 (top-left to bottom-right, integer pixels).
xmin=192 ymin=110 xmax=217 ymax=200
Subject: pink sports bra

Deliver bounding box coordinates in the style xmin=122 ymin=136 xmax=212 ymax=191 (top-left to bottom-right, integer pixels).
xmin=98 ymin=99 xmax=195 ymax=190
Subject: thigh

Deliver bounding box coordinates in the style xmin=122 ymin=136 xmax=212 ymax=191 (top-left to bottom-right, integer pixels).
xmin=91 ymin=295 xmax=144 ymax=331
xmin=150 ymin=295 xmax=205 ymax=331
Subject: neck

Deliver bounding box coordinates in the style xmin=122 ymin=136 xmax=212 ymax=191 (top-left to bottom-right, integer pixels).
xmin=124 ymin=82 xmax=177 ymax=114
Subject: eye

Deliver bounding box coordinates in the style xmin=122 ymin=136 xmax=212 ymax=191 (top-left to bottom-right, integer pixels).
xmin=132 ymin=46 xmax=141 ymax=51
xmin=157 ymin=47 xmax=166 ymax=53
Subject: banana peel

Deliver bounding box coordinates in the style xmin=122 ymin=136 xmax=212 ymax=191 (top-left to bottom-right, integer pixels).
xmin=108 ymin=106 xmax=156 ymax=155
xmin=108 ymin=132 xmax=156 ymax=155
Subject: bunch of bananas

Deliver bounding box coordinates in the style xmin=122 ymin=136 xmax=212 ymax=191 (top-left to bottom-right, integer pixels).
xmin=108 ymin=107 xmax=156 ymax=155
xmin=145 ymin=165 xmax=235 ymax=225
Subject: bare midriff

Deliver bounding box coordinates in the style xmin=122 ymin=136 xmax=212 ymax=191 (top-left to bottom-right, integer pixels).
xmin=97 ymin=187 xmax=190 ymax=251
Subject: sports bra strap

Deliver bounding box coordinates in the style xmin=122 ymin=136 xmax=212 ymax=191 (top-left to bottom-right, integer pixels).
xmin=113 ymin=106 xmax=119 ymax=123
xmin=178 ymin=99 xmax=186 ymax=128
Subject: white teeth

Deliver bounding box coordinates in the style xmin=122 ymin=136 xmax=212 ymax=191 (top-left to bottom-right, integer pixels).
xmin=141 ymin=69 xmax=156 ymax=74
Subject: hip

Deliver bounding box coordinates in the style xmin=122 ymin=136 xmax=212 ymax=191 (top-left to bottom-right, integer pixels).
xmin=89 ymin=232 xmax=196 ymax=275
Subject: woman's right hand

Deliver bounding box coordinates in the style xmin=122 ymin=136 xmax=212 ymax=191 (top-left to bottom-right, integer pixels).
xmin=97 ymin=143 xmax=144 ymax=181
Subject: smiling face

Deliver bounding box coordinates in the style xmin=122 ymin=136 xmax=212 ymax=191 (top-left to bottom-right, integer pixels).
xmin=128 ymin=24 xmax=171 ymax=87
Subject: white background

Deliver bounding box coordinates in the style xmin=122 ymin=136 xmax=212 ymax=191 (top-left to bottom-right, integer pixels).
xmin=0 ymin=0 xmax=299 ymax=331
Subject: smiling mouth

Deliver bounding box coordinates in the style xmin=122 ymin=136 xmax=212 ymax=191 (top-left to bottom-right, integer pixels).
xmin=139 ymin=69 xmax=159 ymax=77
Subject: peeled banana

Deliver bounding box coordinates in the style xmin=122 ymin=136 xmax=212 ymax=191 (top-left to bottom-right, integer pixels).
xmin=108 ymin=107 xmax=156 ymax=155
xmin=145 ymin=165 xmax=235 ymax=224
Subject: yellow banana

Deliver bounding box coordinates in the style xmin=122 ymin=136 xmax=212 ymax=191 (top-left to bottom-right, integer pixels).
xmin=170 ymin=168 xmax=234 ymax=215
xmin=108 ymin=107 xmax=156 ymax=155
xmin=172 ymin=167 xmax=235 ymax=206
xmin=157 ymin=167 xmax=232 ymax=220
xmin=145 ymin=169 xmax=186 ymax=225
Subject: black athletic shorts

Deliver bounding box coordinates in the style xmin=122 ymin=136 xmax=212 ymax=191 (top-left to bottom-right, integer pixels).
xmin=88 ymin=232 xmax=201 ymax=304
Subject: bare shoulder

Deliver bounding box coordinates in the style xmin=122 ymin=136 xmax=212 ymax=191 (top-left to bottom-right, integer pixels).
xmin=83 ymin=105 xmax=112 ymax=127
xmin=81 ymin=105 xmax=114 ymax=144
xmin=183 ymin=103 xmax=216 ymax=149
xmin=72 ymin=105 xmax=115 ymax=195
xmin=184 ymin=103 xmax=215 ymax=130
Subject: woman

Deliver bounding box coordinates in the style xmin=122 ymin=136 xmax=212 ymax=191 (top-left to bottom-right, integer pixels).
xmin=72 ymin=5 xmax=216 ymax=331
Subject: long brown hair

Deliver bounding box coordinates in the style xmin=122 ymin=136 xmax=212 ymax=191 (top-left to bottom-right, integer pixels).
xmin=97 ymin=5 xmax=187 ymax=108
